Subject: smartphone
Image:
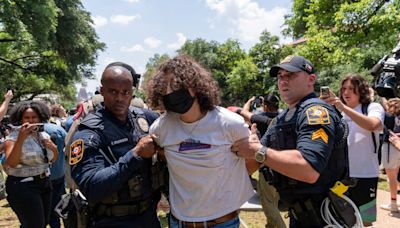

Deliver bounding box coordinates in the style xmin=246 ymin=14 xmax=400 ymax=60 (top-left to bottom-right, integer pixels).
xmin=320 ymin=86 xmax=330 ymax=99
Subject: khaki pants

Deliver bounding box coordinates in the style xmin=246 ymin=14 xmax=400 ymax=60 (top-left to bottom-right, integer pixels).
xmin=258 ymin=173 xmax=285 ymax=228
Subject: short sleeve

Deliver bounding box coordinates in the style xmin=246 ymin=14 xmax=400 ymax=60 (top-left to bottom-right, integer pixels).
xmin=223 ymin=110 xmax=250 ymax=142
xmin=367 ymin=102 xmax=385 ymax=126
xmin=296 ymin=104 xmax=337 ymax=173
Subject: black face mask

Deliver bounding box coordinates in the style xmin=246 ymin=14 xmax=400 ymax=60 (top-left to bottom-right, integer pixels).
xmin=163 ymin=89 xmax=195 ymax=114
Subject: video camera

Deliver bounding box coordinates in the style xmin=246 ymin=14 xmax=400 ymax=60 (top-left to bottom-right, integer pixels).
xmin=372 ymin=37 xmax=400 ymax=98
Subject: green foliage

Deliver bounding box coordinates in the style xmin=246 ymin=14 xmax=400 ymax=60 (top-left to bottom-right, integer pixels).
xmin=0 ymin=0 xmax=104 ymax=104
xmin=141 ymin=53 xmax=170 ymax=92
xmin=249 ymin=30 xmax=293 ymax=94
xmin=142 ymin=0 xmax=400 ymax=108
xmin=285 ymin=0 xmax=400 ymax=93
xmin=225 ymin=56 xmax=261 ymax=105
xmin=178 ymin=38 xmax=219 ymax=69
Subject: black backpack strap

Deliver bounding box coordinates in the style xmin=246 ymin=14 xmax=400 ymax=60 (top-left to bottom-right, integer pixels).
xmin=361 ymin=103 xmax=377 ymax=154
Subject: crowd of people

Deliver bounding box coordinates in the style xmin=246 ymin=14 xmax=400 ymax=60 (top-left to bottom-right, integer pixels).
xmin=0 ymin=54 xmax=399 ymax=228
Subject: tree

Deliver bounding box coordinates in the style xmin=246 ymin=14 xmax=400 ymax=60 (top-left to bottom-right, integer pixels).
xmin=284 ymin=0 xmax=400 ymax=89
xmin=178 ymin=38 xmax=248 ymax=104
xmin=141 ymin=53 xmax=170 ymax=91
xmin=249 ymin=30 xmax=294 ymax=94
xmin=178 ymin=38 xmax=219 ymax=69
xmin=0 ymin=0 xmax=105 ymax=104
xmin=225 ymin=56 xmax=261 ymax=105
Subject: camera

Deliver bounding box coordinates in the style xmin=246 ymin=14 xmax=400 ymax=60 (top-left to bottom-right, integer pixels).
xmin=252 ymin=95 xmax=263 ymax=110
xmin=372 ymin=37 xmax=400 ymax=98
xmin=33 ymin=123 xmax=45 ymax=132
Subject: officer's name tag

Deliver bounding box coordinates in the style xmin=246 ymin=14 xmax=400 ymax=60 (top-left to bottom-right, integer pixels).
xmin=111 ymin=138 xmax=128 ymax=146
xmin=179 ymin=142 xmax=211 ymax=151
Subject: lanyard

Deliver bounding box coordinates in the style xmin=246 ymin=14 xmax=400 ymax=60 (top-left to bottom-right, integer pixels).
xmin=35 ymin=133 xmax=50 ymax=164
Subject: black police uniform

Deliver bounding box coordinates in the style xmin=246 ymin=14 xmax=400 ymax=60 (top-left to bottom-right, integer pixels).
xmin=260 ymin=93 xmax=348 ymax=228
xmin=70 ymin=106 xmax=165 ymax=228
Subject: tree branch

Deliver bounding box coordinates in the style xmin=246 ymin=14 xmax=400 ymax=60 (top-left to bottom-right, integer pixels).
xmin=0 ymin=57 xmax=29 ymax=71
xmin=11 ymin=54 xmax=40 ymax=62
xmin=0 ymin=38 xmax=16 ymax=42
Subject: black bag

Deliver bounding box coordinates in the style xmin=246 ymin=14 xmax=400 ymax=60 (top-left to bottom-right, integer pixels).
xmin=55 ymin=189 xmax=90 ymax=228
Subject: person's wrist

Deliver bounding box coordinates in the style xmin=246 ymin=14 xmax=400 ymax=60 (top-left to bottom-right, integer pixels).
xmin=335 ymin=103 xmax=344 ymax=112
xmin=236 ymin=108 xmax=242 ymax=114
xmin=132 ymin=148 xmax=143 ymax=160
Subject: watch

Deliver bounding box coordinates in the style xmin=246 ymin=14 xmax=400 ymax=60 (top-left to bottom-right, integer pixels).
xmin=255 ymin=146 xmax=267 ymax=163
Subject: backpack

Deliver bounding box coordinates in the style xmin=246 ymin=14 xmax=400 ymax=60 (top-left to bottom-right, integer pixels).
xmin=361 ymin=103 xmax=394 ymax=165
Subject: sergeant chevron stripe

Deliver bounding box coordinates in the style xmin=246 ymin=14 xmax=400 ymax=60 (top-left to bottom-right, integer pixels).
xmin=311 ymin=128 xmax=328 ymax=144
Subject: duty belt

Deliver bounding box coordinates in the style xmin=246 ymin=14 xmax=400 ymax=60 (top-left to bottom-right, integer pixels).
xmin=172 ymin=211 xmax=238 ymax=228
xmin=95 ymin=198 xmax=152 ymax=217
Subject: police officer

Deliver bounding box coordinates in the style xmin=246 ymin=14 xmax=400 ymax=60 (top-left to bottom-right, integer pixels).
xmin=233 ymin=56 xmax=348 ymax=227
xmin=69 ymin=62 xmax=164 ymax=227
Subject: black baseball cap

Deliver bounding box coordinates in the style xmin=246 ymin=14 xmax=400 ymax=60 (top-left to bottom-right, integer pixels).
xmin=269 ymin=55 xmax=315 ymax=77
xmin=106 ymin=62 xmax=141 ymax=86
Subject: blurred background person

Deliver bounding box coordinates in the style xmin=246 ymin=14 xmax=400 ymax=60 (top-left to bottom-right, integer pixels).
xmin=49 ymin=104 xmax=67 ymax=128
xmin=45 ymin=122 xmax=67 ymax=228
xmin=380 ymin=98 xmax=400 ymax=213
xmin=4 ymin=100 xmax=58 ymax=228
xmin=0 ymin=90 xmax=13 ymax=121
xmin=237 ymin=93 xmax=280 ymax=137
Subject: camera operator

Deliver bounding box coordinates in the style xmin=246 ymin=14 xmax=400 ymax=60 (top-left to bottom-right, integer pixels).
xmin=237 ymin=94 xmax=280 ymax=137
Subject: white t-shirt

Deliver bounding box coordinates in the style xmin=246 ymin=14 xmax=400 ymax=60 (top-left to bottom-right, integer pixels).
xmin=343 ymin=103 xmax=384 ymax=178
xmin=150 ymin=106 xmax=253 ymax=222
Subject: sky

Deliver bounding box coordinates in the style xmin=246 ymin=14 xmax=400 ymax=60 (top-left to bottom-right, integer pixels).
xmin=79 ymin=0 xmax=293 ymax=94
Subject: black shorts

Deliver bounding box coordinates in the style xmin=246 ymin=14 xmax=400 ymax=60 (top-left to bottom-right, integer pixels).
xmin=347 ymin=177 xmax=378 ymax=222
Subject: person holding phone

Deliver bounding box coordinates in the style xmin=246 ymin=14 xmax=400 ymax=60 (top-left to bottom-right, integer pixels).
xmin=323 ymin=74 xmax=384 ymax=226
xmin=4 ymin=100 xmax=58 ymax=228
xmin=380 ymin=98 xmax=400 ymax=212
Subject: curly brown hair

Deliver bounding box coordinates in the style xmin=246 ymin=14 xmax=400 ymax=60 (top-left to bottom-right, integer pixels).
xmin=146 ymin=55 xmax=220 ymax=112
xmin=387 ymin=98 xmax=400 ymax=116
xmin=339 ymin=73 xmax=371 ymax=105
xmin=50 ymin=104 xmax=65 ymax=117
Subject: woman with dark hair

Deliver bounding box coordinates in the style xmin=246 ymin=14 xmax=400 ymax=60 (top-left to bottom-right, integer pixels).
xmin=147 ymin=55 xmax=253 ymax=228
xmin=4 ymin=100 xmax=58 ymax=228
xmin=324 ymin=73 xmax=384 ymax=226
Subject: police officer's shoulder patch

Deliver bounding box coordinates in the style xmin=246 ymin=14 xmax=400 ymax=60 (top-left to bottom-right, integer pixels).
xmin=305 ymin=105 xmax=330 ymax=125
xmin=69 ymin=139 xmax=84 ymax=165
xmin=137 ymin=117 xmax=149 ymax=133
